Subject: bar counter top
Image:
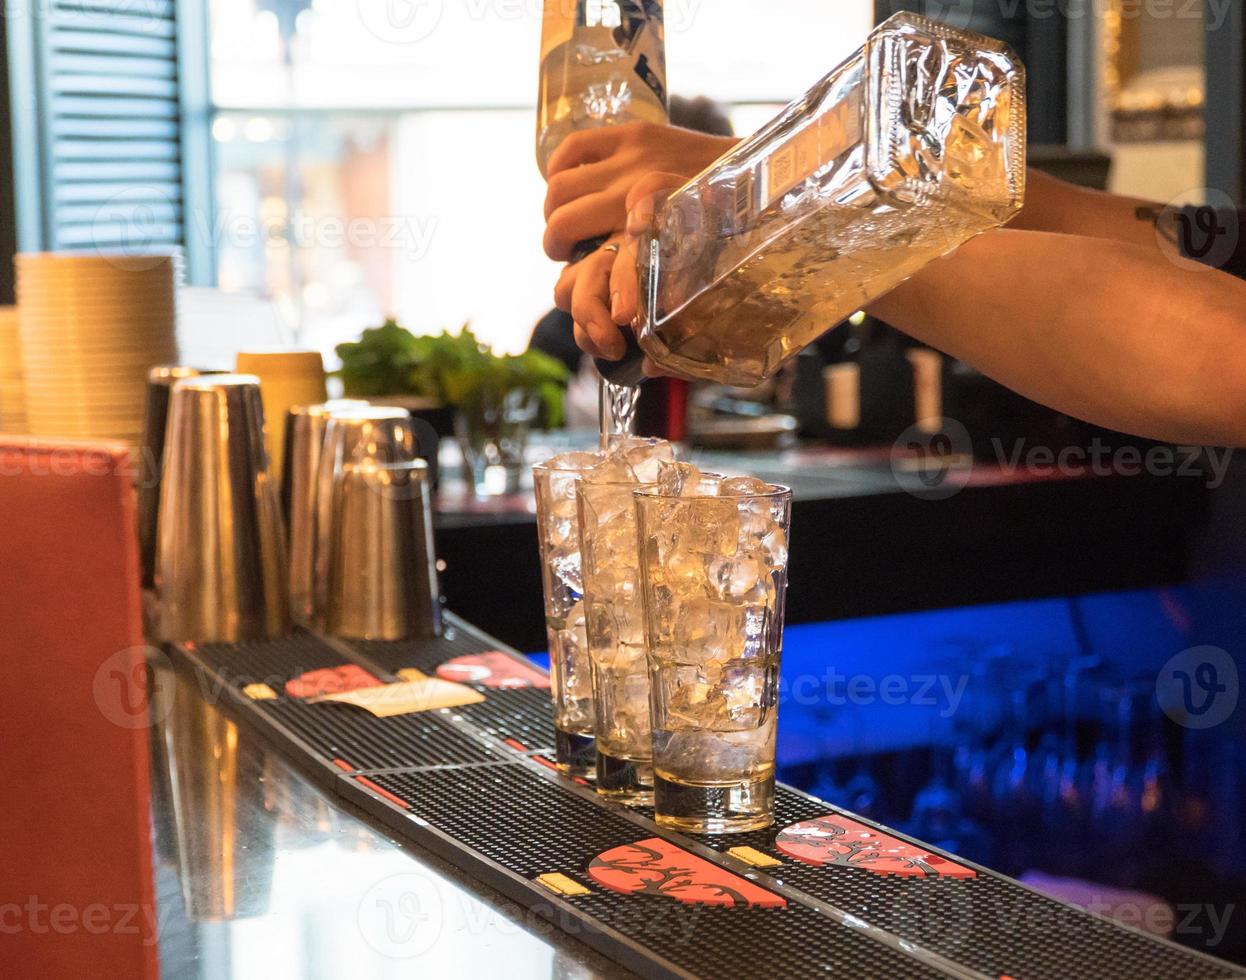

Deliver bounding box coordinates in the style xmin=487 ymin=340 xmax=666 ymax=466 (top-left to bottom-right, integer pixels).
xmin=151 ymin=661 xmax=632 ymax=980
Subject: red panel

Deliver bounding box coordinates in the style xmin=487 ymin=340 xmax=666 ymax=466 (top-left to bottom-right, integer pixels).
xmin=0 ymin=439 xmax=158 ymax=978
xmin=284 ymin=664 xmax=382 ymax=699
xmin=589 ymin=838 xmax=787 ymax=909
xmin=776 ymin=814 xmax=977 ymax=880
xmin=435 ymin=651 xmax=551 ymax=690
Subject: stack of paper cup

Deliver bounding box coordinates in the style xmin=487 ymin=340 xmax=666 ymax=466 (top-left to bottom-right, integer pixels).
xmin=16 ymin=252 xmax=180 ymax=445
xmin=0 ymin=306 xmax=25 ymax=434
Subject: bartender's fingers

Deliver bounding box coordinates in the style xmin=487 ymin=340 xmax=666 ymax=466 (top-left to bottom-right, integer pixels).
xmin=609 ymin=232 xmax=640 ymax=327
xmin=554 ymin=262 xmax=578 ymax=314
xmin=544 ymin=160 xmax=610 ymax=221
xmin=573 ymin=321 xmax=604 ymax=360
xmin=571 ymin=246 xmax=626 ymax=361
xmin=545 ymin=191 xmax=615 ymax=261
xmin=624 ymin=172 xmax=688 ymax=235
xmin=546 ymin=127 xmax=630 ymax=178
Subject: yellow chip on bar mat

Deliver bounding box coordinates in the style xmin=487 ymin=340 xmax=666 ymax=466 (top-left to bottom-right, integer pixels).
xmin=536 ymin=873 xmax=590 ymax=897
xmin=727 ymin=846 xmax=782 ymax=869
xmin=397 ymin=668 xmax=428 ymax=683
xmin=243 ymin=683 xmax=278 ymax=701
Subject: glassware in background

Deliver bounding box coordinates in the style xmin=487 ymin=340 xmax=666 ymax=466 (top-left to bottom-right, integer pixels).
xmin=625 ymin=12 xmax=1026 ymax=387
xmin=806 ymin=702 xmax=849 ymax=806
xmin=138 ymin=366 xmax=203 ymax=589
xmin=456 ymin=388 xmax=540 ymax=498
xmin=313 ymin=407 xmax=438 ymax=639
xmin=576 ymin=438 xmax=676 ymax=802
xmin=235 ymin=351 xmax=329 ymax=488
xmin=837 ymin=709 xmax=884 ymax=820
xmin=533 ymin=450 xmax=608 ymax=779
xmin=281 ymin=399 xmax=370 ymax=624
xmin=904 ymin=650 xmax=989 ymax=859
xmin=636 ymin=465 xmax=792 ymax=832
xmin=322 ymin=459 xmax=441 ymax=642
xmin=157 ymin=375 xmax=289 ymax=644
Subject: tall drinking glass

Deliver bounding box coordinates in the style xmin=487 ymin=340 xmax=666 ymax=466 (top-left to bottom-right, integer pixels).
xmin=577 ymin=439 xmax=675 ymax=802
xmin=533 ymin=452 xmax=606 ymax=778
xmin=636 ymin=476 xmax=792 ymax=832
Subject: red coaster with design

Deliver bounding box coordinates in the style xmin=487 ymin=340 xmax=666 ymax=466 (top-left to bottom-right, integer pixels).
xmin=776 ymin=814 xmax=976 ymax=880
xmin=436 ymin=651 xmax=551 ymax=690
xmin=589 ymin=838 xmax=787 ymax=909
xmin=285 ymin=665 xmax=383 ymax=700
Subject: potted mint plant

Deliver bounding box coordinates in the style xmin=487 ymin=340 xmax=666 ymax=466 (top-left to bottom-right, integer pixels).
xmin=335 ymin=321 xmax=568 ymax=496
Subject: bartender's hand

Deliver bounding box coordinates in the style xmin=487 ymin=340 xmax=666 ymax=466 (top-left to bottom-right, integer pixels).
xmin=554 ymin=172 xmax=687 ymax=367
xmin=543 ymin=122 xmax=737 ymax=262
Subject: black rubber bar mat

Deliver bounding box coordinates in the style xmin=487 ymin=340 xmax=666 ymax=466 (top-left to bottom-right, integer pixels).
xmin=167 ymin=616 xmax=1244 ymax=980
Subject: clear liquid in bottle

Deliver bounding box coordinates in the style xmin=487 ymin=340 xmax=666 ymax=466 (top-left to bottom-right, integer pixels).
xmin=634 ymin=13 xmax=1027 ymax=388
xmin=536 ymin=0 xmax=668 ymax=179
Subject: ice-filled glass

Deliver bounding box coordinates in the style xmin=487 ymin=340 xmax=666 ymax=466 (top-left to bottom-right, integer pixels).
xmin=635 ymin=467 xmax=793 ymax=832
xmin=533 ymin=451 xmax=605 ymax=777
xmin=630 ymin=12 xmax=1026 ymax=387
xmin=576 ymin=438 xmax=675 ymax=802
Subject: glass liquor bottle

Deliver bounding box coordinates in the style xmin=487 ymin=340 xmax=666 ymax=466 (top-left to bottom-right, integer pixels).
xmin=536 ymin=0 xmax=668 ymax=179
xmin=615 ymin=12 xmax=1026 ymax=388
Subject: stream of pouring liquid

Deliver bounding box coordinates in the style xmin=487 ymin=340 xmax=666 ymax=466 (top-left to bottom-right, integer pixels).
xmin=599 ymin=377 xmax=641 ymax=447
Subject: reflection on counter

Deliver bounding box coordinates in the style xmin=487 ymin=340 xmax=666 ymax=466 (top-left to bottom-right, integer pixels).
xmin=150 ymin=665 xmax=630 ymax=979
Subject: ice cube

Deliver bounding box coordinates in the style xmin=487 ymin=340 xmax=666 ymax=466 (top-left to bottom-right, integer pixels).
xmin=653 ymin=725 xmax=774 ymax=782
xmin=550 ymin=547 xmax=584 ymax=597
xmin=761 ymin=526 xmax=788 ymax=568
xmin=706 ymin=554 xmax=763 ymax=600
xmin=545 ymin=451 xmax=603 ymax=471
xmin=657 ymin=460 xmax=701 ymax=496
xmin=682 ymin=498 xmax=740 ymax=556
xmin=675 ymin=598 xmax=742 ymax=663
xmin=615 ymin=437 xmax=677 ymax=484
xmin=720 ymin=475 xmax=772 ymax=496
xmin=720 ymin=661 xmax=770 ymax=728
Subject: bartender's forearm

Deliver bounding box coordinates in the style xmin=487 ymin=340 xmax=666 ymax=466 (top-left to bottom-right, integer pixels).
xmin=1010 ymin=168 xmax=1162 ymax=251
xmin=870 ymin=228 xmax=1246 ymax=446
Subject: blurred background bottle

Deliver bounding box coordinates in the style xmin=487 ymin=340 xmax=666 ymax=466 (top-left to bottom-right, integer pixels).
xmin=536 ymin=0 xmax=669 ymax=179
